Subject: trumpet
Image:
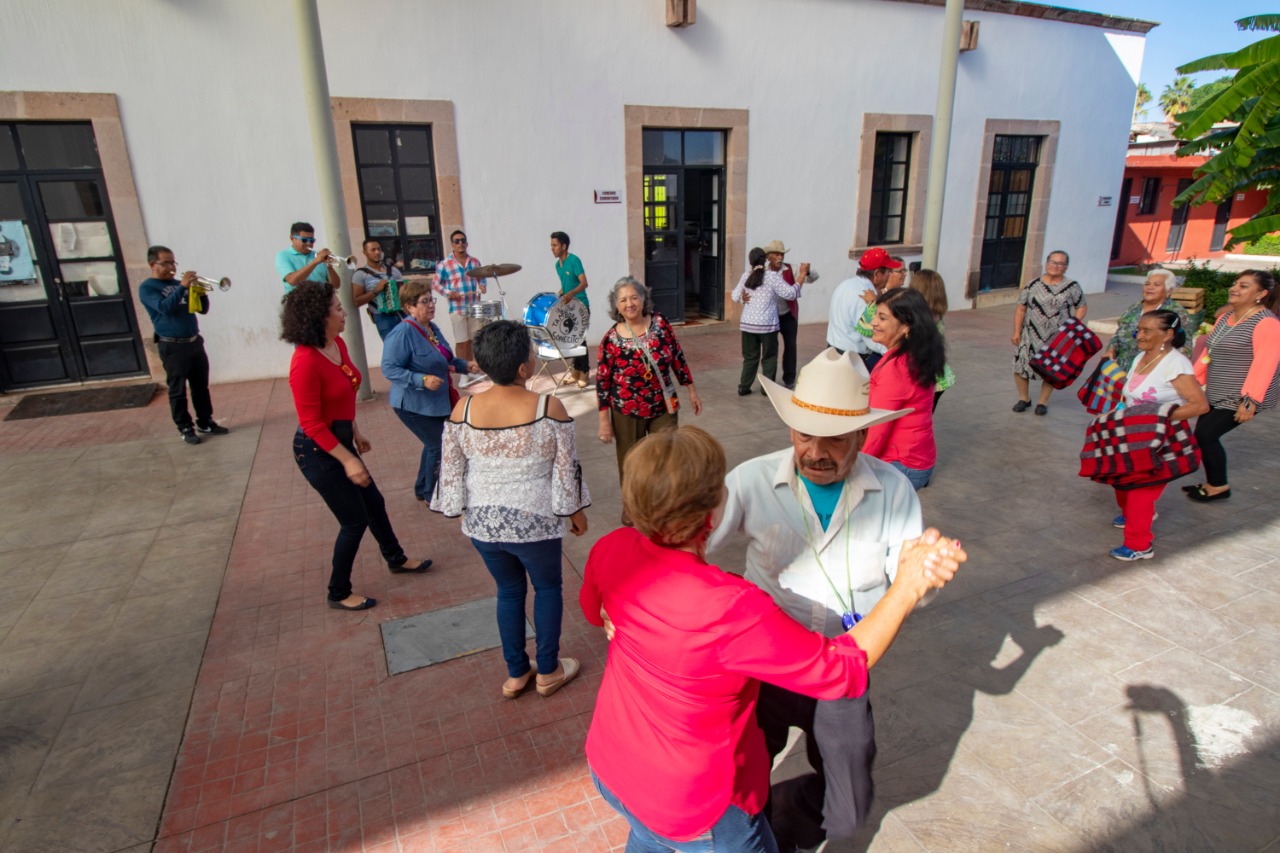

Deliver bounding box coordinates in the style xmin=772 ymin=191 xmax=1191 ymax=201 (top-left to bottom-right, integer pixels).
xmin=323 ymin=253 xmax=359 ymax=270
xmin=189 ymin=273 xmax=232 ymax=292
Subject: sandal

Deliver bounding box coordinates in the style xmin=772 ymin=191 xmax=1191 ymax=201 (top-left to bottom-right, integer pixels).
xmin=1187 ymin=486 xmax=1231 ymax=503
xmin=388 ymin=558 xmax=432 ymax=574
xmin=536 ymin=657 xmax=580 ymax=697
xmin=502 ymin=663 xmax=538 ymax=700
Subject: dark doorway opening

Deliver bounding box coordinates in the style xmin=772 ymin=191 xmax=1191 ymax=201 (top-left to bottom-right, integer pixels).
xmin=979 ymin=135 xmax=1042 ymax=291
xmin=642 ymin=130 xmax=725 ymax=323
xmin=1111 ymin=177 xmax=1133 ymax=261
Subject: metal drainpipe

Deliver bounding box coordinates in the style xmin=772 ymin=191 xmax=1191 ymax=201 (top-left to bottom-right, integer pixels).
xmin=921 ymin=0 xmax=964 ymax=272
xmin=292 ymin=0 xmax=371 ymax=400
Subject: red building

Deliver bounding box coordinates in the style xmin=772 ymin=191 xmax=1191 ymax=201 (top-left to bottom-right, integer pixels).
xmin=1110 ymin=123 xmax=1268 ymax=266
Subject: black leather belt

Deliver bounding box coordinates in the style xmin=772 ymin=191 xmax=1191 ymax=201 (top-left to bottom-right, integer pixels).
xmin=157 ymin=335 xmax=199 ymax=343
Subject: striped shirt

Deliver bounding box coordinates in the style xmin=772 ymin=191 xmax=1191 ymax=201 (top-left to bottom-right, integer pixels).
xmin=433 ymin=254 xmax=483 ymax=313
xmin=1198 ymin=309 xmax=1280 ymax=410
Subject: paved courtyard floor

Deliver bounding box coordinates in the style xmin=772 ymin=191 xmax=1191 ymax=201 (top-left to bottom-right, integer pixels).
xmin=1 ymin=283 xmax=1278 ymax=852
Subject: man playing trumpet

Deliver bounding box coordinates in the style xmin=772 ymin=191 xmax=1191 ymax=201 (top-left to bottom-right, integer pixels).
xmin=276 ymin=221 xmax=339 ymax=293
xmin=139 ymin=245 xmax=229 ymax=445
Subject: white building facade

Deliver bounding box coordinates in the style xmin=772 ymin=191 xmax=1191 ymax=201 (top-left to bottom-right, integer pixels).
xmin=0 ymin=0 xmax=1152 ymax=387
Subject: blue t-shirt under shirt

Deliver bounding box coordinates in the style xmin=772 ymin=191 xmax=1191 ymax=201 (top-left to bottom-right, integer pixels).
xmin=798 ymin=473 xmax=844 ymax=531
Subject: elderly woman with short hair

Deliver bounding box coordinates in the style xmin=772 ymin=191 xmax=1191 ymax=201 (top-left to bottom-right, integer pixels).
xmin=1105 ymin=267 xmax=1193 ymax=370
xmin=580 ymin=426 xmax=965 ymax=851
xmin=595 ymin=276 xmax=702 ymax=480
xmin=381 ymin=279 xmax=479 ymax=502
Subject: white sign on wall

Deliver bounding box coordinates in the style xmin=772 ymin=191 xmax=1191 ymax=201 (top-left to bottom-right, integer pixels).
xmin=594 ymin=190 xmax=621 ymax=204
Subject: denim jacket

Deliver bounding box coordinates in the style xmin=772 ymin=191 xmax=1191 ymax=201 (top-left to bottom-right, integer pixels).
xmin=381 ymin=319 xmax=467 ymax=416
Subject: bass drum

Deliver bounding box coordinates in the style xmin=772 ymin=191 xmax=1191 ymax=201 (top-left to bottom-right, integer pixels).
xmin=524 ymin=292 xmax=589 ymax=348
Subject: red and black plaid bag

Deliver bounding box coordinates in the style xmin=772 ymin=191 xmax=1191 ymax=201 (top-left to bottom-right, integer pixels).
xmin=1079 ymin=403 xmax=1200 ymax=490
xmin=1031 ymin=317 xmax=1102 ymax=389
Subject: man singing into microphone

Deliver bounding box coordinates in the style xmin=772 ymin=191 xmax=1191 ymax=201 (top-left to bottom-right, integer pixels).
xmin=139 ymin=246 xmax=228 ymax=445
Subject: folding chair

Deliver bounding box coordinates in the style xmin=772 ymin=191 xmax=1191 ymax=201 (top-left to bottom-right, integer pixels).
xmin=527 ymin=325 xmax=588 ymax=395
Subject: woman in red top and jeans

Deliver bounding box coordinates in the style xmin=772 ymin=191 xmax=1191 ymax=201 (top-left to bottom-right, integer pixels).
xmin=581 ymin=426 xmax=964 ymax=851
xmin=863 ymin=288 xmax=946 ymax=490
xmin=283 ymin=283 xmax=430 ymax=611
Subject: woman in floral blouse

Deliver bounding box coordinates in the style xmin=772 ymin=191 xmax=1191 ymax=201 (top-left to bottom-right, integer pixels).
xmin=596 ymin=276 xmax=703 ymax=480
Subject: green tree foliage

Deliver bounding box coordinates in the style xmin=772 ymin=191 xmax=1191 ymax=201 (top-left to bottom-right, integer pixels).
xmin=1135 ymin=83 xmax=1152 ymax=120
xmin=1173 ymin=15 xmax=1280 ymax=247
xmin=1160 ymin=76 xmax=1196 ymax=119
xmin=1188 ymin=76 xmax=1233 ymax=110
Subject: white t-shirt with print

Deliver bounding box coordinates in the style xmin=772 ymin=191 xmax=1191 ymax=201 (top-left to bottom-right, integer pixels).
xmin=1124 ymin=350 xmax=1194 ymax=407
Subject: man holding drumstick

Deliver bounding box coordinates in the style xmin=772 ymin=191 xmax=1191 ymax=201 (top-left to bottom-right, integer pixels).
xmin=433 ymin=230 xmax=485 ymax=360
xmin=551 ymin=230 xmax=591 ymax=387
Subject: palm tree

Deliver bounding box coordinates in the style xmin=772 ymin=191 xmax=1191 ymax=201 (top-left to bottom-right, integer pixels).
xmin=1160 ymin=76 xmax=1196 ymax=120
xmin=1134 ymin=83 xmax=1152 ymax=121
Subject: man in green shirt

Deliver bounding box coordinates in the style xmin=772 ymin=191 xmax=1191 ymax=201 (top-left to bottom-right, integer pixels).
xmin=550 ymin=230 xmax=591 ymax=387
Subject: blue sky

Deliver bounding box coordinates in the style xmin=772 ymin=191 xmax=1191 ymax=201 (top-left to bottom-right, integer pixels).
xmin=1097 ymin=0 xmax=1265 ymax=119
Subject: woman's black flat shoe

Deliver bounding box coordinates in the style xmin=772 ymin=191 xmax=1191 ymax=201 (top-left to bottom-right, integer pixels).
xmin=1187 ymin=487 xmax=1230 ymax=503
xmin=328 ymin=597 xmax=377 ymax=611
xmin=1034 ymin=404 xmax=1048 ymax=416
xmin=389 ymin=559 xmax=432 ymax=574
xmin=1181 ymin=484 xmax=1204 ymax=494
xmin=1012 ymin=400 xmax=1031 ymax=412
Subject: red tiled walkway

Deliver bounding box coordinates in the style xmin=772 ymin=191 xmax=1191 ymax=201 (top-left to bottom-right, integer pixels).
xmin=153 ymin=372 xmax=628 ymax=852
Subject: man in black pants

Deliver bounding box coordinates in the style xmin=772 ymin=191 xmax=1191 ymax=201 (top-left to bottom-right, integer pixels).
xmin=139 ymin=245 xmax=228 ymax=445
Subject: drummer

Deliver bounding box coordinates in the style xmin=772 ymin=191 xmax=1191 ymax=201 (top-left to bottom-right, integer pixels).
xmin=434 ymin=230 xmax=485 ymax=360
xmin=551 ymin=230 xmax=591 ymax=388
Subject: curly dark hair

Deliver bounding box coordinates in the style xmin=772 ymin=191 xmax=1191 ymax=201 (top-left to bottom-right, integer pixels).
xmin=874 ymin=287 xmax=946 ymax=386
xmin=280 ymin=282 xmax=335 ymax=348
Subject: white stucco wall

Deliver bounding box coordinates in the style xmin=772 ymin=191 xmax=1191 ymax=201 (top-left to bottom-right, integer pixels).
xmin=1 ymin=0 xmax=1144 ymax=382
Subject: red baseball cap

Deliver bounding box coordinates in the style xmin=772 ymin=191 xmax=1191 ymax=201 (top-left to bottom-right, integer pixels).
xmin=858 ymin=247 xmax=903 ymax=271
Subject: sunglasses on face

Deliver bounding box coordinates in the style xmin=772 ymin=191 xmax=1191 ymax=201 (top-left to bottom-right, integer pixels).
xmin=294 ymin=236 xmax=317 ymax=244
xmin=452 ymin=238 xmax=467 ymax=245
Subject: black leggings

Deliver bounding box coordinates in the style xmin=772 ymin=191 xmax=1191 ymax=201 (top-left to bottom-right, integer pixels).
xmin=1194 ymin=407 xmax=1243 ymax=487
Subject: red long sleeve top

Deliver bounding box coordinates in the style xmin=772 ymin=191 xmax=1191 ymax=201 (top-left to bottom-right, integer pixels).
xmin=580 ymin=527 xmax=869 ymax=841
xmin=289 ymin=338 xmax=361 ymax=452
xmin=863 ymin=351 xmax=936 ymax=469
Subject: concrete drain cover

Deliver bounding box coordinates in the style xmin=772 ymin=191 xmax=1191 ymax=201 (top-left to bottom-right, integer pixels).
xmin=381 ymin=597 xmax=533 ymax=675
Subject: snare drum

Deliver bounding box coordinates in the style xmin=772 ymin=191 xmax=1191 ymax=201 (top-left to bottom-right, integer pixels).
xmin=467 ymin=300 xmax=504 ymax=325
xmin=524 ymin=292 xmax=589 ymax=348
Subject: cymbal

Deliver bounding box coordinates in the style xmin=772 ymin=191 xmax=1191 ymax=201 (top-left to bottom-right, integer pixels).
xmin=467 ymin=263 xmax=522 ymax=279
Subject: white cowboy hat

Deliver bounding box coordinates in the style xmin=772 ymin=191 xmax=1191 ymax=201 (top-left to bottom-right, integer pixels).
xmin=760 ymin=348 xmax=912 ymax=436
xmin=761 ymin=240 xmax=789 ymax=255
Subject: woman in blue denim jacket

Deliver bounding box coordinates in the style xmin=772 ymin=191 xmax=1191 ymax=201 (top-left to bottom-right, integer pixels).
xmin=381 ymin=279 xmax=479 ymax=501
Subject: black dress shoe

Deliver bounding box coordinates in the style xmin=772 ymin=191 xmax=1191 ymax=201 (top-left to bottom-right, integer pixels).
xmin=388 ymin=558 xmax=432 ymax=574
xmin=1012 ymin=399 xmax=1031 ymax=412
xmin=1034 ymin=404 xmax=1048 ymax=416
xmin=1187 ymin=487 xmax=1230 ymax=503
xmin=738 ymin=387 xmax=753 ymax=397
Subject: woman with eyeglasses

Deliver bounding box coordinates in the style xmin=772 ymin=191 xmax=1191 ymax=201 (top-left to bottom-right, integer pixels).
xmin=1011 ymin=250 xmax=1087 ymax=415
xmin=283 ymin=283 xmax=431 ymax=612
xmin=381 ymin=280 xmax=480 ymax=502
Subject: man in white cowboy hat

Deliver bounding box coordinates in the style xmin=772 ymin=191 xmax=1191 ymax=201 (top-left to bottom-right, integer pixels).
xmin=707 ymin=347 xmax=927 ymax=850
xmin=762 ymin=239 xmax=810 ymax=389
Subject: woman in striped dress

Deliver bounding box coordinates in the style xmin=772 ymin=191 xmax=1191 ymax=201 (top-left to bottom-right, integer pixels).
xmin=731 ymin=247 xmax=802 ymax=396
xmin=1186 ymin=270 xmax=1280 ymax=502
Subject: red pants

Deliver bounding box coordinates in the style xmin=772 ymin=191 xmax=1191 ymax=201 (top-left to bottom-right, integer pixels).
xmin=1114 ymin=483 xmax=1166 ymax=551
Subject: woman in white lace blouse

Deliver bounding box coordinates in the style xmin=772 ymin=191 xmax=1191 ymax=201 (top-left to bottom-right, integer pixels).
xmin=431 ymin=321 xmax=591 ymax=699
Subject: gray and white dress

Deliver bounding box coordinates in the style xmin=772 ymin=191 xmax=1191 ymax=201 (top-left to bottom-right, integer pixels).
xmin=1013 ymin=277 xmax=1086 ymax=379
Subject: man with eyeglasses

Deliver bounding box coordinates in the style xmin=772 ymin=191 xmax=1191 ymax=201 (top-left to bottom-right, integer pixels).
xmin=433 ymin=230 xmax=485 ymax=360
xmin=276 ymin=221 xmax=339 ymax=294
xmin=140 ymin=245 xmax=229 ymax=445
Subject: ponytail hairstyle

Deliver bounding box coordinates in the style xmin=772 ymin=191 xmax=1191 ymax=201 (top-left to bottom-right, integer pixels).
xmin=1237 ymin=269 xmax=1279 ymax=311
xmin=1142 ymin=309 xmax=1187 ymax=350
xmin=745 ymin=247 xmax=767 ymax=290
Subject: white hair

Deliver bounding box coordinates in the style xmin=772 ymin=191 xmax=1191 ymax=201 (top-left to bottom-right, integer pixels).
xmin=1146 ymin=267 xmax=1179 ymax=294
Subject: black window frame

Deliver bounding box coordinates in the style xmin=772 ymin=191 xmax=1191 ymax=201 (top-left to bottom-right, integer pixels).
xmin=350 ymin=123 xmax=442 ymax=273
xmin=1138 ymin=177 xmax=1160 ymax=215
xmin=868 ymin=132 xmax=913 ymax=246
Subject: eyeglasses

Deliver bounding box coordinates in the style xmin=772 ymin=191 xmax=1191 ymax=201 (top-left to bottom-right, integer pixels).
xmin=1046 ymin=260 xmax=1068 ymax=267
xmin=294 ymin=236 xmax=316 ymax=244
xmin=157 ymin=260 xmax=178 ymax=267
xmin=451 ymin=237 xmax=467 ymax=245
xmin=413 ymin=298 xmax=435 ymax=306
xmin=339 ymin=363 xmax=360 ymax=391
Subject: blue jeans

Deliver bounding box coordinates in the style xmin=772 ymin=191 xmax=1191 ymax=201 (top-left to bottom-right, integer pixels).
xmin=889 ymin=460 xmax=933 ymax=491
xmin=393 ymin=408 xmax=445 ymax=500
xmin=293 ymin=426 xmax=405 ymax=601
xmin=592 ymin=770 xmax=779 ymax=853
xmin=471 ymin=537 xmax=564 ymax=678
xmin=371 ymin=311 xmax=406 ymax=340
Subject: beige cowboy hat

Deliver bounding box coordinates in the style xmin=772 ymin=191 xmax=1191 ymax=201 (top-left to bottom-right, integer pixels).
xmin=761 ymin=240 xmax=789 ymax=255
xmin=761 ymin=348 xmax=912 ymax=436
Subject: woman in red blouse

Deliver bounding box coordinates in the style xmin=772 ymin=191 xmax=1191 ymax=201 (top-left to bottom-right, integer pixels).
xmin=581 ymin=427 xmax=964 ymax=851
xmin=283 ymin=283 xmax=430 ymax=611
xmin=595 ymin=276 xmax=702 ymax=480
xmin=863 ymin=288 xmax=946 ymax=490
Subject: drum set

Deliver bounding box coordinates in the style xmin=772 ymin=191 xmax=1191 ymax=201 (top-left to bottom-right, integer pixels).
xmin=464 ymin=263 xmax=589 ymax=351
